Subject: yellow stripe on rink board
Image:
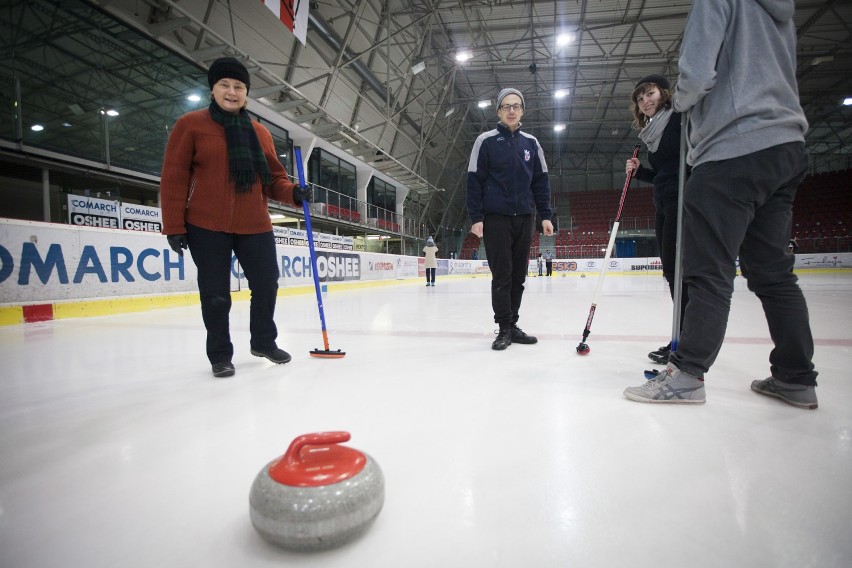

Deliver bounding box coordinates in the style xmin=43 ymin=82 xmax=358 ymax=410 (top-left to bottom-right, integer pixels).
xmin=0 ymin=306 xmax=24 ymax=326
xmin=52 ymin=292 xmax=201 ymax=320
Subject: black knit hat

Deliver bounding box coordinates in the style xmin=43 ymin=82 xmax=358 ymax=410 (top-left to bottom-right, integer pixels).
xmin=208 ymin=57 xmax=251 ymax=92
xmin=635 ymin=74 xmax=670 ymax=91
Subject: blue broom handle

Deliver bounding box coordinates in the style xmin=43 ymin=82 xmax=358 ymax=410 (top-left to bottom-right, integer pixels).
xmin=294 ymin=147 xmax=329 ymax=333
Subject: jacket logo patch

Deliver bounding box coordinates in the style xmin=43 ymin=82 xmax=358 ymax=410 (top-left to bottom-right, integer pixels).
xmin=496 ymin=137 xmax=504 ymax=141
xmin=524 ymin=149 xmax=531 ymax=161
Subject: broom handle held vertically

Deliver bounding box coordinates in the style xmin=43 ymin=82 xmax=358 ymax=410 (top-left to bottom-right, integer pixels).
xmin=294 ymin=147 xmax=331 ymax=351
xmin=588 ymin=145 xmax=641 ymax=308
xmin=670 ymin=113 xmax=689 ymax=353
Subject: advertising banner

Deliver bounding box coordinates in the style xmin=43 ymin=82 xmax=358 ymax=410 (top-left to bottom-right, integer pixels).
xmin=120 ymin=202 xmax=163 ymax=233
xmin=67 ymin=195 xmax=121 ymax=229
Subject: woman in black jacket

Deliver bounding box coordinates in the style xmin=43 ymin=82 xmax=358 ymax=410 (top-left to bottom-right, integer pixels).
xmin=626 ymin=74 xmax=688 ymax=365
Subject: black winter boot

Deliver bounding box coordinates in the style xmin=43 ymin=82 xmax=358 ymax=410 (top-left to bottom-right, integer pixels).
xmin=510 ymin=324 xmax=537 ymax=344
xmin=492 ymin=324 xmax=512 ymax=351
xmin=648 ymin=342 xmax=671 ymax=364
xmin=251 ymin=346 xmax=292 ymax=364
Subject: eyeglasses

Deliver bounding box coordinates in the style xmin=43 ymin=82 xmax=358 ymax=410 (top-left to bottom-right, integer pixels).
xmin=499 ymin=103 xmax=523 ymax=112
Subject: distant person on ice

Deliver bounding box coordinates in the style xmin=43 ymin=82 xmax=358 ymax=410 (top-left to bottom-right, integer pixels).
xmin=423 ymin=236 xmax=438 ymax=286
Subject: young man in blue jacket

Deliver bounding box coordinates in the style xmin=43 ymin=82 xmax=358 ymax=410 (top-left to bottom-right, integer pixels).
xmin=624 ymin=0 xmax=819 ymax=408
xmin=467 ymin=88 xmax=554 ymax=350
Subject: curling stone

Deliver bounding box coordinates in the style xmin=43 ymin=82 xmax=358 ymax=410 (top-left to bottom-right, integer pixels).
xmin=249 ymin=431 xmax=384 ymax=551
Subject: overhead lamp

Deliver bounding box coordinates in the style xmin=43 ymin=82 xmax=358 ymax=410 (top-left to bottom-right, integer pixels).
xmin=187 ymin=94 xmax=202 ymax=102
xmin=556 ymin=33 xmax=575 ymax=47
xmin=31 ymin=124 xmax=44 ymax=132
xmin=844 ymin=97 xmax=852 ymax=106
xmin=411 ymin=60 xmax=426 ymax=75
xmin=100 ymin=108 xmax=119 ymax=117
xmin=554 ymin=124 xmax=566 ymax=132
xmin=445 ymin=107 xmax=456 ymax=117
xmin=477 ymin=100 xmax=490 ymax=108
xmin=554 ymin=89 xmax=569 ymax=99
xmin=455 ymin=51 xmax=472 ymax=63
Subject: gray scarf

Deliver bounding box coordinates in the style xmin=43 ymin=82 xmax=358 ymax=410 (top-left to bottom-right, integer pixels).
xmin=638 ymin=107 xmax=673 ymax=153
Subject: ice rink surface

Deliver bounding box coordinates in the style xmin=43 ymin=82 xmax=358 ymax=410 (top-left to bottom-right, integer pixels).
xmin=2 ymin=271 xmax=851 ymax=567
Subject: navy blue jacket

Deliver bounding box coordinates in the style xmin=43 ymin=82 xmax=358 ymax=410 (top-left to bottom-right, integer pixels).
xmin=466 ymin=122 xmax=552 ymax=224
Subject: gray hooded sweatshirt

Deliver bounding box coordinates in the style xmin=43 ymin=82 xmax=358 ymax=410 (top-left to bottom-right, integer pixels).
xmin=673 ymin=0 xmax=808 ymax=167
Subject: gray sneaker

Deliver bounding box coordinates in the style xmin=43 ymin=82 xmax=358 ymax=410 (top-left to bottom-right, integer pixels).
xmin=751 ymin=377 xmax=818 ymax=409
xmin=624 ymin=363 xmax=706 ymax=404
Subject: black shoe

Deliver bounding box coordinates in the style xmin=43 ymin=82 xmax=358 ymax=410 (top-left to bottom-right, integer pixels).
xmin=510 ymin=324 xmax=537 ymax=344
xmin=212 ymin=361 xmax=235 ymax=378
xmin=648 ymin=342 xmax=671 ymax=364
xmin=251 ymin=347 xmax=292 ymax=364
xmin=492 ymin=326 xmax=512 ymax=351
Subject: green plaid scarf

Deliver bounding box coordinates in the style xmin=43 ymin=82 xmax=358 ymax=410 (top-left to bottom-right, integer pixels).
xmin=208 ymin=101 xmax=272 ymax=193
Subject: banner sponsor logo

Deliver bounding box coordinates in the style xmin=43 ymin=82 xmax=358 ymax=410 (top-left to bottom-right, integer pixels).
xmin=0 ymin=241 xmax=185 ymax=286
xmin=630 ymin=259 xmax=662 ymax=270
xmin=279 ymin=252 xmax=360 ymax=281
xmin=800 ymin=255 xmax=843 ymax=268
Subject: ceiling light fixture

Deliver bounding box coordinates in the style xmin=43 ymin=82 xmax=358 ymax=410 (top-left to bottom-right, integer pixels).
xmin=554 ymin=124 xmax=566 ymax=132
xmin=455 ymin=51 xmax=472 ymax=63
xmin=477 ymin=100 xmax=490 ymax=108
xmin=554 ymin=89 xmax=569 ymax=99
xmin=556 ymin=33 xmax=575 ymax=47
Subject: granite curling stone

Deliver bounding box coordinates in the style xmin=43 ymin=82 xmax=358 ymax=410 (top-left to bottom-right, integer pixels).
xmin=249 ymin=431 xmax=384 ymax=551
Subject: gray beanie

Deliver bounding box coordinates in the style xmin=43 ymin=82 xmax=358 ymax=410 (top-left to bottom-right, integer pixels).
xmin=497 ymin=88 xmax=525 ymax=109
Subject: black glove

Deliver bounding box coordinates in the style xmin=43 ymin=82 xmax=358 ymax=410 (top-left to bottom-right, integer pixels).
xmin=293 ymin=184 xmax=312 ymax=205
xmin=167 ymin=234 xmax=189 ymax=256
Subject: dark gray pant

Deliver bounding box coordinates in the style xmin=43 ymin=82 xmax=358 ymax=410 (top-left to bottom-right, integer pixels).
xmin=482 ymin=214 xmax=534 ymax=325
xmin=669 ymin=142 xmax=817 ymax=385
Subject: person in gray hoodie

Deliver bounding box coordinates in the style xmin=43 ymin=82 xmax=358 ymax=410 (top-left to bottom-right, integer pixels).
xmin=624 ymin=0 xmax=819 ymax=409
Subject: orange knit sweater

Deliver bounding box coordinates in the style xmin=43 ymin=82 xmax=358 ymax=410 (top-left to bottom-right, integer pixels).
xmin=160 ymin=109 xmax=298 ymax=235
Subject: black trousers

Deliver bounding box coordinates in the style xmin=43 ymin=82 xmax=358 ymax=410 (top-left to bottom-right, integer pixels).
xmin=669 ymin=142 xmax=817 ymax=385
xmin=545 ymin=260 xmax=553 ymax=276
xmin=482 ymin=214 xmax=534 ymax=325
xmin=425 ymin=268 xmax=436 ymax=283
xmin=186 ymin=224 xmax=280 ymax=364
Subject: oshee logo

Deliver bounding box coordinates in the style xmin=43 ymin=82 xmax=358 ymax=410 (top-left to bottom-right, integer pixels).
xmin=316 ymin=252 xmax=360 ymax=281
xmin=279 ymin=252 xmax=360 ymax=282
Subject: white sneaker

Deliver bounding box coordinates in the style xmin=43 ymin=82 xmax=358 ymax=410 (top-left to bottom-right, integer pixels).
xmin=624 ymin=363 xmax=706 ymax=404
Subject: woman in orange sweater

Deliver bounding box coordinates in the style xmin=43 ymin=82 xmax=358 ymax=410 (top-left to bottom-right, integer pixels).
xmin=160 ymin=57 xmax=310 ymax=378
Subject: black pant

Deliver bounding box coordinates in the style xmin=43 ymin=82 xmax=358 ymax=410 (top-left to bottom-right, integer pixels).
xmin=482 ymin=214 xmax=534 ymax=325
xmin=545 ymin=260 xmax=553 ymax=276
xmin=669 ymin=142 xmax=817 ymax=385
xmin=186 ymin=224 xmax=280 ymax=364
xmin=425 ymin=268 xmax=436 ymax=283
xmin=655 ymin=198 xmax=688 ymax=331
